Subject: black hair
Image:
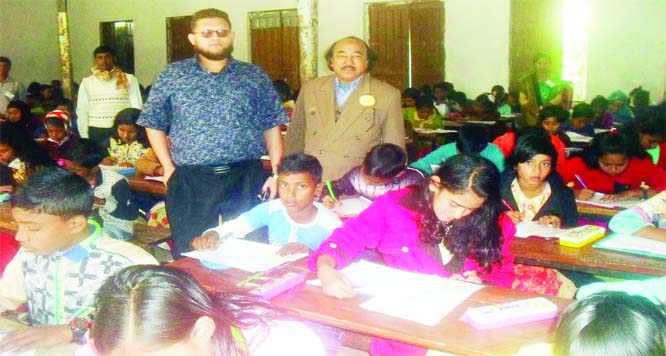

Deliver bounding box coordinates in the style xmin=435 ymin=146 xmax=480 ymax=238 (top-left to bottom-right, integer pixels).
xmin=572 ymin=103 xmax=594 ymax=119
xmin=190 ymin=8 xmax=232 ymax=31
xmin=324 ymin=36 xmax=377 ymax=72
xmin=508 ymin=129 xmax=558 ymax=169
xmin=65 ymin=139 xmax=106 ymax=169
xmin=0 ymin=56 xmax=11 ymax=68
xmin=110 ymin=108 xmax=149 ymax=148
xmin=455 ymin=125 xmax=489 ymax=155
xmin=93 ymin=45 xmax=116 ymax=57
xmin=419 ymin=84 xmax=433 ymax=98
xmin=575 ymin=129 xmax=648 ymax=169
xmin=491 ymin=85 xmax=505 ymax=97
xmin=278 ymin=153 xmax=323 ymax=183
xmin=6 ymin=100 xmax=31 ymax=127
xmin=44 ymin=117 xmax=66 ymax=129
xmin=363 ymin=143 xmax=407 ymax=179
xmin=93 ymin=265 xmax=287 ymax=356
xmin=398 ymin=154 xmax=502 ymax=272
xmin=539 ymin=104 xmax=569 ymax=123
xmin=272 ymin=79 xmax=292 ymax=102
xmin=433 ymin=82 xmax=453 ymax=93
xmin=11 ymin=166 xmax=93 ymax=218
xmin=0 ymin=122 xmax=53 ymax=168
xmin=637 ymin=115 xmax=666 ymax=141
xmin=554 ymin=291 xmax=666 ymax=356
xmin=590 ymin=95 xmax=608 ymax=111
xmin=449 ymin=91 xmax=468 ymax=108
xmin=402 ymin=87 xmax=420 ymax=100
xmin=415 ymin=95 xmax=435 ymax=110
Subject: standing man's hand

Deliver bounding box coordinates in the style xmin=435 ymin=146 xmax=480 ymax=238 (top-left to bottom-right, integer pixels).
xmin=162 ymin=164 xmax=175 ymax=187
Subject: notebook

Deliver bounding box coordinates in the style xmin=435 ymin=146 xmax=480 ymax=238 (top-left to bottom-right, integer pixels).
xmin=594 ymin=233 xmax=666 ymax=259
xmin=576 ymin=193 xmax=641 ymax=209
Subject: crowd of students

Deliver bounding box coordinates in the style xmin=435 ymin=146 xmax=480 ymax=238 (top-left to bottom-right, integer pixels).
xmin=0 ymin=52 xmax=665 ymax=356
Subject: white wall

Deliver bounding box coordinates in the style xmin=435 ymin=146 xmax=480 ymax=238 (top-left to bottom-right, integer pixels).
xmin=585 ymin=0 xmax=666 ymax=101
xmin=0 ymin=0 xmax=61 ymax=85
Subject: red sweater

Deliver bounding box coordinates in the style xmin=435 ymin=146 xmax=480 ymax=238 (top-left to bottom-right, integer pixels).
xmin=558 ymin=156 xmax=666 ymax=193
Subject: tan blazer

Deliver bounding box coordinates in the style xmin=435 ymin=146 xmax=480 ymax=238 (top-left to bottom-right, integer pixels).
xmin=284 ymin=74 xmax=405 ymax=181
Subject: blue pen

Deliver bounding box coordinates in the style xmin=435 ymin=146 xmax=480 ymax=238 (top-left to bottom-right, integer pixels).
xmin=574 ymin=174 xmax=588 ymax=189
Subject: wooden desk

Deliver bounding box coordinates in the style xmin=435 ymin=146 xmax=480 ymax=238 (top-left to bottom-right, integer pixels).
xmin=576 ymin=202 xmax=620 ymax=221
xmin=127 ymin=175 xmax=167 ymax=196
xmin=511 ymin=236 xmax=666 ymax=279
xmin=170 ymin=257 xmax=572 ymax=356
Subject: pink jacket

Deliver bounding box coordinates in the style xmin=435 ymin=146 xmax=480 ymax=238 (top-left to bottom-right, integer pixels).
xmin=307 ymin=188 xmax=517 ymax=356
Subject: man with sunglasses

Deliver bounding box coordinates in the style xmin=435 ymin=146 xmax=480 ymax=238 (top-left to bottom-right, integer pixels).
xmin=138 ymin=8 xmax=289 ymax=257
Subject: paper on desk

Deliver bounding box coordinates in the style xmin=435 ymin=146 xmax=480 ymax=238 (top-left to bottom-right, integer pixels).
xmin=0 ymin=333 xmax=35 ymax=356
xmin=514 ymin=220 xmax=566 ymax=238
xmin=565 ymin=131 xmax=593 ymax=143
xmin=182 ymin=238 xmax=307 ymax=272
xmin=143 ymin=175 xmax=163 ymax=182
xmin=331 ymin=196 xmax=372 ymax=217
xmin=413 ymin=128 xmax=458 ymax=134
xmin=464 ymin=120 xmax=496 ymax=125
xmin=308 ymin=260 xmax=484 ymax=326
xmin=595 ymin=233 xmax=666 ymax=259
xmin=577 ymin=193 xmax=641 ymax=209
xmin=594 ymin=128 xmax=609 ymax=134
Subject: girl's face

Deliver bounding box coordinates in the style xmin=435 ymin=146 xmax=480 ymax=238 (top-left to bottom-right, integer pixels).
xmin=516 ymin=154 xmax=552 ymax=191
xmin=570 ymin=117 xmax=586 ymax=129
xmin=117 ymin=124 xmax=138 ymax=144
xmin=6 ymin=108 xmax=22 ymax=123
xmin=0 ymin=143 xmax=16 ymax=164
xmin=541 ymin=117 xmax=560 ymax=135
xmin=417 ymin=107 xmax=434 ymax=120
xmin=46 ymin=124 xmax=67 ymax=142
xmin=429 ymin=176 xmax=486 ymax=223
xmin=598 ymin=153 xmax=629 ymax=176
xmin=402 ymin=97 xmax=416 ymax=108
xmin=610 ymin=101 xmax=622 ymax=113
xmin=639 ymin=133 xmax=661 ymax=150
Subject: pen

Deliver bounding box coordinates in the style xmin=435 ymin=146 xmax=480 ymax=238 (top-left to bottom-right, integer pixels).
xmin=325 ymin=180 xmax=338 ymax=202
xmin=501 ymin=199 xmax=514 ymax=212
xmin=574 ymin=174 xmax=588 ymax=189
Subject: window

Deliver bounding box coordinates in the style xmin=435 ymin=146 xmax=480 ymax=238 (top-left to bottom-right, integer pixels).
xmin=368 ymin=1 xmax=444 ymax=90
xmin=99 ymin=20 xmax=134 ymax=73
xmin=249 ymin=9 xmax=300 ymax=90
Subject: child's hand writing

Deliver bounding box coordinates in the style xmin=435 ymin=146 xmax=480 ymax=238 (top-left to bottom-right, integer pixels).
xmin=118 ymin=161 xmax=133 ymax=168
xmin=276 ymin=242 xmax=311 ymax=255
xmin=190 ymin=230 xmax=221 ymax=251
xmin=322 ymin=195 xmax=341 ymax=209
xmin=602 ymin=190 xmax=638 ymax=202
xmin=506 ymin=211 xmax=523 ymax=225
xmin=318 ymin=265 xmax=357 ymax=299
xmin=101 ymin=157 xmax=116 ymax=166
xmin=575 ymin=188 xmax=595 ymax=201
xmin=537 ymin=215 xmax=561 ymax=228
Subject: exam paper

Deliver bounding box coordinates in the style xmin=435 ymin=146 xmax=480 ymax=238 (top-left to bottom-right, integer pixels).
xmin=514 ymin=221 xmax=566 ymax=238
xmin=183 ymin=238 xmax=307 ymax=272
xmin=309 ymin=260 xmax=484 ymax=326
xmin=577 ymin=192 xmax=641 ymax=209
xmin=331 ymin=196 xmax=372 ymax=217
xmin=565 ymin=131 xmax=593 ymax=143
xmin=414 ymin=128 xmax=458 ymax=134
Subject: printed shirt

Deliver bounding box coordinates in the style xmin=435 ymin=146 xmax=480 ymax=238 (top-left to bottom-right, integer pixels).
xmin=108 ymin=140 xmax=151 ymax=166
xmin=206 ymin=200 xmax=342 ymax=251
xmin=0 ymin=220 xmax=157 ymax=325
xmin=138 ymin=56 xmax=290 ymax=166
xmin=510 ymin=178 xmax=552 ymax=221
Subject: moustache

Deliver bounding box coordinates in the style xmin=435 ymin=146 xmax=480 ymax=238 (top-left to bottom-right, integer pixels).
xmin=342 ymin=66 xmax=356 ymax=71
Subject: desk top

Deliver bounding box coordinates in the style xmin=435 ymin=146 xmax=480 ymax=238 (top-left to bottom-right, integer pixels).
xmin=127 ymin=175 xmax=167 ymax=196
xmin=170 ymin=257 xmax=572 ymax=356
xmin=576 ymin=202 xmax=620 ymax=219
xmin=511 ymin=236 xmax=666 ymax=279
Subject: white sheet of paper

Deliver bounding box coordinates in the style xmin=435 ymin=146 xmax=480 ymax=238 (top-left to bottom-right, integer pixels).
xmin=414 ymin=128 xmax=458 ymax=134
xmin=597 ymin=234 xmax=666 ymax=257
xmin=308 ymin=260 xmax=484 ymax=326
xmin=514 ymin=220 xmax=566 ymax=238
xmin=594 ymin=128 xmax=609 ymax=134
xmin=429 ymin=164 xmax=441 ymax=173
xmin=331 ymin=196 xmax=372 ymax=217
xmin=182 ymin=238 xmax=307 ymax=272
xmin=144 ymin=175 xmax=164 ymax=182
xmin=464 ymin=120 xmax=496 ymax=125
xmin=565 ymin=131 xmax=593 ymax=143
xmin=577 ymin=192 xmax=641 ymax=209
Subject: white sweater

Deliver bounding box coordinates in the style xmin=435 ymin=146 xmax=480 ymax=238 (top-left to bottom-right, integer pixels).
xmin=76 ymin=73 xmax=142 ymax=137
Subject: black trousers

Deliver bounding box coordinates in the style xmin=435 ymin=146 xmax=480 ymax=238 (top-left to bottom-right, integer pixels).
xmin=166 ymin=160 xmax=264 ymax=256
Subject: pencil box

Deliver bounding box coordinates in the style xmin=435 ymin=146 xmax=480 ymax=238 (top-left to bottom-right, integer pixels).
xmin=0 ymin=192 xmax=10 ymax=202
xmin=558 ymin=225 xmax=605 ymax=248
xmin=461 ymin=297 xmax=559 ymax=330
xmin=248 ymin=272 xmax=306 ymax=300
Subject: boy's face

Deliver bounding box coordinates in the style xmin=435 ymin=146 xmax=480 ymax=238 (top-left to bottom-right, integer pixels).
xmin=0 ymin=143 xmax=16 ymax=165
xmin=541 ymin=117 xmax=560 ymax=135
xmin=417 ymin=107 xmax=434 ymax=119
xmin=12 ymin=208 xmax=84 ymax=256
xmin=46 ymin=124 xmax=68 ymax=142
xmin=62 ymin=160 xmax=97 ymax=185
xmin=278 ymin=172 xmax=322 ymax=218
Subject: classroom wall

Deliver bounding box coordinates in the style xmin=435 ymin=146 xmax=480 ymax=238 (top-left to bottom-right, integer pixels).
xmin=1 ymin=0 xmax=664 ymax=102
xmin=0 ymin=0 xmax=61 ymax=85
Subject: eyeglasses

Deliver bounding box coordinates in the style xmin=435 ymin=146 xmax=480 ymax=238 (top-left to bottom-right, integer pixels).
xmin=193 ymin=29 xmax=230 ymax=38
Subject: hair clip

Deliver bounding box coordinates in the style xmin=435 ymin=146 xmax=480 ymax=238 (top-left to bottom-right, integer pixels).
xmin=609 ymin=128 xmax=618 ymax=135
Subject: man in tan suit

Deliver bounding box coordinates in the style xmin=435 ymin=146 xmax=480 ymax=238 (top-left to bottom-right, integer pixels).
xmin=284 ymin=36 xmax=405 ymax=181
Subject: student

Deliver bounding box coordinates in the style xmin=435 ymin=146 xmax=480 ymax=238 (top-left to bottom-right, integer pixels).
xmin=606 ymin=90 xmax=635 ymax=128
xmin=501 ymin=130 xmax=577 ymax=228
xmin=82 ymin=265 xmax=325 ymax=356
xmin=553 ymin=291 xmax=666 ymax=356
xmin=563 ymin=103 xmax=596 ymax=137
xmin=401 ymin=87 xmax=420 ymax=120
xmin=559 ymin=129 xmax=666 ymax=201
xmin=590 ymin=95 xmax=612 ymax=129
xmin=636 ymin=115 xmax=666 ymax=170
xmin=491 ymin=85 xmax=512 ymax=116
xmin=494 ymin=106 xmax=568 ymax=167
xmin=410 ymin=125 xmax=505 ymax=174
xmin=459 ymin=94 xmax=500 ymax=122
xmin=0 ymin=122 xmax=53 ymax=192
xmin=321 ymin=143 xmax=424 ymax=208
xmin=38 ymin=109 xmax=80 ymax=161
xmin=102 ymin=108 xmax=151 ymax=167
xmin=191 ymin=154 xmax=341 ymax=254
xmin=0 ymin=168 xmax=156 ymax=352
xmin=608 ymin=191 xmax=665 ymax=241
xmin=404 ymin=95 xmax=443 ymax=130
xmin=63 ymin=139 xmax=139 ymax=240
xmin=432 ymin=82 xmax=453 ymax=117
xmin=309 ymin=154 xmax=572 ymax=355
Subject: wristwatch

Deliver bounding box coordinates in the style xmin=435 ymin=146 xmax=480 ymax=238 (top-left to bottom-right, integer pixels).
xmin=70 ymin=318 xmax=91 ymax=345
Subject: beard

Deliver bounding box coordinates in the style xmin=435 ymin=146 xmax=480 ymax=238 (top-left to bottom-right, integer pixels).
xmin=194 ymin=42 xmax=234 ymax=61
